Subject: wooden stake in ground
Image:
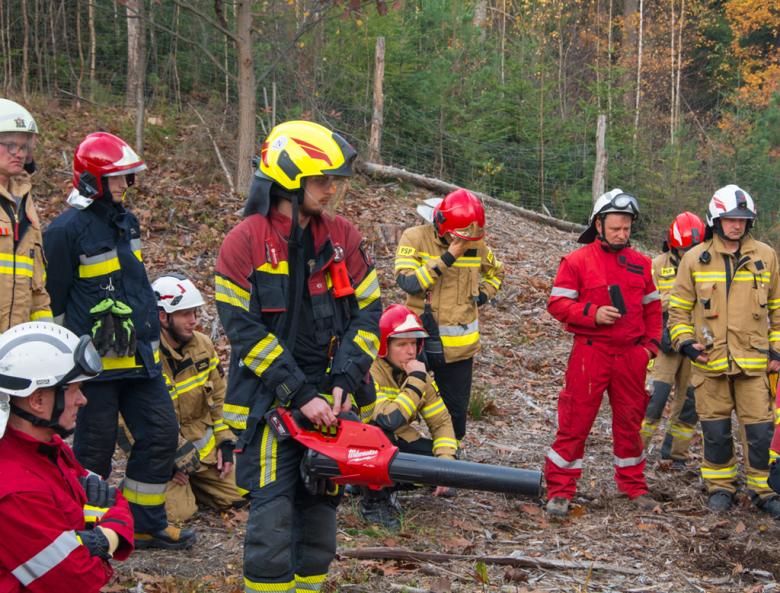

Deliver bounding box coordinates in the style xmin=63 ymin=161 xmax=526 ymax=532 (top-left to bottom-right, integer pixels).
xmin=369 ymin=36 xmax=385 ymax=164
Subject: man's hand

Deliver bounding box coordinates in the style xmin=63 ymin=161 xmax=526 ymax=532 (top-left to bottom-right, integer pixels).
xmin=644 ymin=348 xmax=653 ymax=359
xmin=595 ymin=306 xmax=621 ymax=325
xmin=403 ymin=359 xmax=427 ymax=375
xmin=768 ymin=360 xmax=780 ymax=373
xmin=216 ymin=449 xmax=234 ymax=479
xmin=172 ymin=471 xmax=189 ymax=486
xmin=331 ymin=386 xmax=352 ymax=417
xmin=447 ymin=237 xmax=470 ymax=259
xmin=431 ymin=486 xmax=450 ymax=497
xmin=301 ymin=397 xmax=339 ymax=427
xmin=689 ymin=343 xmax=709 ymax=363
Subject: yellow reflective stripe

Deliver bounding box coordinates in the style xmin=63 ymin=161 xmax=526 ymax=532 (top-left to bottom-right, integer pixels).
xmin=667 ymin=423 xmax=695 ymax=439
xmin=452 ymin=257 xmax=482 ymax=268
xmin=78 ymin=257 xmax=121 ymax=278
xmin=224 ymin=404 xmax=249 ymax=430
xmin=771 ymin=449 xmax=780 ymax=461
xmin=394 ymin=393 xmax=416 ymax=416
xmin=769 ymin=299 xmax=780 ymax=310
xmin=394 ymin=258 xmax=420 ymax=270
xmin=29 ymin=310 xmax=53 ymax=322
xmin=354 ymin=330 xmax=379 ymax=359
xmin=483 ymin=276 xmax=501 ymax=289
xmin=174 ymin=357 xmax=218 ymax=394
xmin=165 ymin=375 xmax=178 ymax=400
xmin=657 ymin=280 xmax=676 ymax=288
xmin=734 ymin=271 xmax=770 ymax=282
xmin=747 ymin=475 xmax=769 ymax=489
xmin=735 ymin=357 xmax=767 ymax=369
xmin=213 ymin=420 xmax=230 ymax=433
xmin=433 ymin=438 xmax=458 ymax=450
xmin=197 ymin=434 xmax=217 ymax=460
xmin=669 ymin=296 xmax=694 ymax=310
xmin=244 ymin=578 xmax=295 ymax=592
xmin=701 ymin=464 xmax=737 ymax=479
xmin=770 ymin=332 xmax=780 ymax=342
xmin=133 ymin=250 xmax=142 ymax=262
xmin=441 ymin=331 xmax=480 ymax=347
xmin=0 ymin=253 xmax=35 ymax=279
xmin=295 ymin=573 xmax=327 ymax=592
xmin=215 ymin=276 xmax=250 ymax=311
xmin=101 ymin=355 xmax=142 ymax=370
xmin=692 ymin=272 xmax=726 ymax=281
xmin=259 ymin=424 xmax=277 ymax=488
xmin=122 ymin=478 xmax=166 ymax=506
xmin=670 ymin=324 xmax=694 ymax=339
xmin=415 ymin=265 xmax=434 ymax=289
xmin=237 ymin=486 xmax=250 ymax=497
xmin=355 ymin=269 xmax=380 ymax=310
xmin=640 ymin=421 xmax=657 ymax=437
xmin=257 ymin=261 xmax=289 ymax=275
xmin=421 ymin=399 xmax=446 ymax=419
xmin=692 ymin=357 xmax=729 ymax=371
xmin=244 ymin=335 xmax=284 ymax=376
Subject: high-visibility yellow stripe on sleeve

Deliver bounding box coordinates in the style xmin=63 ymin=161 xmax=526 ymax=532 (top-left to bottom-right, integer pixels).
xmin=30 ymin=310 xmax=53 ymax=322
xmin=433 ymin=438 xmax=459 ymax=451
xmin=394 ymin=258 xmax=420 ymax=271
xmin=244 ymin=334 xmax=284 ymax=376
xmin=354 ymin=330 xmax=379 ymax=359
xmin=670 ymin=324 xmax=694 ymax=340
xmin=770 ymin=331 xmax=780 ymax=342
xmin=692 ymin=357 xmax=729 ymax=371
xmin=355 ymin=269 xmax=380 ymax=310
xmin=223 ymin=404 xmax=249 ymax=430
xmin=215 ymin=275 xmax=251 ymax=311
xmin=669 ymin=295 xmax=694 ymax=310
xmin=415 ymin=265 xmax=435 ymax=289
xmin=78 ymin=251 xmax=120 ymax=278
xmin=421 ymin=399 xmax=446 ymax=419
xmin=769 ymin=299 xmax=780 ymax=311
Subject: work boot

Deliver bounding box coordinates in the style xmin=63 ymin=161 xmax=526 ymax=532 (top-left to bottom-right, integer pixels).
xmin=755 ymin=496 xmax=780 ymax=519
xmin=545 ymin=497 xmax=570 ymax=516
xmin=630 ymin=494 xmax=665 ymax=512
xmin=708 ymin=490 xmax=733 ymax=512
xmin=360 ymin=487 xmax=401 ymax=530
xmin=667 ymin=459 xmax=689 ymax=471
xmin=134 ymin=525 xmax=197 ymax=550
xmin=344 ymin=484 xmax=361 ymax=497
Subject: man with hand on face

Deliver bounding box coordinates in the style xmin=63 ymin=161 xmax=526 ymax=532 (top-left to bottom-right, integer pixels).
xmin=0 ymin=99 xmax=53 ymax=332
xmin=216 ymin=121 xmax=380 ymax=592
xmin=669 ymin=186 xmax=780 ymax=517
xmin=545 ymin=189 xmax=663 ymax=517
xmin=118 ymin=274 xmax=244 ymax=522
xmin=362 ymin=304 xmax=458 ymax=529
xmin=0 ymin=323 xmax=134 ymax=592
xmin=42 ymin=133 xmax=193 ymax=550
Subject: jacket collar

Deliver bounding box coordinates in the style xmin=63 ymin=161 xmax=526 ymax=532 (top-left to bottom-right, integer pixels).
xmin=159 ymin=331 xmax=192 ymax=362
xmin=87 ymin=197 xmax=127 ymax=225
xmin=268 ymin=204 xmax=336 ymax=272
xmin=376 ymin=356 xmax=409 ymax=385
xmin=2 ymin=424 xmax=64 ymax=457
xmin=0 ymin=174 xmax=31 ymax=210
xmin=711 ymin=233 xmax=757 ymax=257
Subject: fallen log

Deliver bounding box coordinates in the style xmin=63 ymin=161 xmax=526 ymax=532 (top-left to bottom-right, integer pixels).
xmin=337 ymin=547 xmax=643 ymax=575
xmin=359 ymin=162 xmax=586 ymax=234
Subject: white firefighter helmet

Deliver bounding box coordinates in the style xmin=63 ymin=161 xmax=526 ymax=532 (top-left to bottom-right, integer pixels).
xmin=0 ymin=99 xmax=39 ymax=174
xmin=706 ymin=185 xmax=756 ymax=227
xmin=578 ymin=188 xmax=640 ymax=244
xmin=153 ymin=274 xmax=206 ymax=313
xmin=0 ymin=323 xmax=102 ymax=438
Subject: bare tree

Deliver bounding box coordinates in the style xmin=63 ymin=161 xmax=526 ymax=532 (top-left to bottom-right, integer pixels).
xmin=632 ymin=0 xmax=644 ymax=153
xmin=126 ymin=0 xmax=142 ymax=109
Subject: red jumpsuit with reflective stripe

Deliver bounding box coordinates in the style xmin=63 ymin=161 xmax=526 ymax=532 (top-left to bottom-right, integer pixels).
xmin=546 ymin=242 xmax=662 ymax=500
xmin=0 ymin=426 xmax=134 ymax=593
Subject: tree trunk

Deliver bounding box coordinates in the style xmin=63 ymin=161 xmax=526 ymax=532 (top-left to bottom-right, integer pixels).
xmin=473 ymin=0 xmax=487 ymax=41
xmin=77 ymin=0 xmax=85 ymax=107
xmin=235 ymin=0 xmax=256 ymax=195
xmin=0 ymin=0 xmax=7 ymax=97
xmin=593 ymin=114 xmax=607 ymax=203
xmin=22 ymin=0 xmax=30 ymax=101
xmin=675 ymin=0 xmax=684 ymax=140
xmin=34 ymin=0 xmax=42 ymax=95
xmin=126 ymin=0 xmax=141 ymax=109
xmin=89 ymin=0 xmax=95 ymax=98
xmin=632 ymin=0 xmax=644 ymax=153
xmin=369 ymin=36 xmax=385 ymax=164
xmin=670 ymin=0 xmax=676 ymax=143
xmin=607 ymin=0 xmax=613 ymax=118
xmin=134 ymin=0 xmax=146 ymax=157
xmin=622 ymin=0 xmax=638 ymax=110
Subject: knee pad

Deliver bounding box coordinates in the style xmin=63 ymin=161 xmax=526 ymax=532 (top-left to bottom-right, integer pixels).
xmin=244 ymin=496 xmax=294 ymax=579
xmin=701 ymin=419 xmax=734 ymax=465
xmin=745 ymin=422 xmax=774 ymax=471
xmin=678 ymin=387 xmax=699 ymax=425
xmin=296 ymin=502 xmax=338 ymax=573
xmin=646 ymin=382 xmax=673 ymax=420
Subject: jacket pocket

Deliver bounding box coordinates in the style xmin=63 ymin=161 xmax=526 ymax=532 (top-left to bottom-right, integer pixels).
xmin=257 ymin=285 xmax=286 ymax=313
xmin=751 ymin=283 xmax=768 ymax=320
xmin=32 ymin=242 xmax=47 ymax=291
xmin=695 ymin=281 xmax=718 ymax=319
xmin=78 ymin=239 xmax=120 ymax=279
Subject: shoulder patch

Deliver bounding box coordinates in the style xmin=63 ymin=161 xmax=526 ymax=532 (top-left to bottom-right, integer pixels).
xmin=397 ymin=246 xmax=416 ymax=257
xmin=661 ymin=267 xmax=676 ymax=276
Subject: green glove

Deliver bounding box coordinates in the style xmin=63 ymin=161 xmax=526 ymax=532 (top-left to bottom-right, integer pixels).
xmin=90 ymin=299 xmax=115 ymax=357
xmin=111 ymin=300 xmax=137 ymax=358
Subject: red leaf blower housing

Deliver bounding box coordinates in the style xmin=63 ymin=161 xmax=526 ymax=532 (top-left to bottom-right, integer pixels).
xmin=264 ymin=408 xmax=542 ymax=497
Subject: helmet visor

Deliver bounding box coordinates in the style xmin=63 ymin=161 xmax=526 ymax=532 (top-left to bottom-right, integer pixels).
xmin=0 ymin=132 xmax=36 ymax=165
xmin=306 ymin=175 xmax=350 ymax=220
xmin=452 ymin=221 xmax=485 ymax=240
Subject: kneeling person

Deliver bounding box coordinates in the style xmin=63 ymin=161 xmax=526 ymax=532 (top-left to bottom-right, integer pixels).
xmin=366 ymin=305 xmax=458 ymax=529
xmin=120 ymin=274 xmax=244 ymax=523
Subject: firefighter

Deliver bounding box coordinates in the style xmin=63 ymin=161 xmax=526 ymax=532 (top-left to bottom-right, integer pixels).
xmin=545 ymin=189 xmax=663 ymax=516
xmin=118 ymin=274 xmax=245 ymax=522
xmin=640 ymin=212 xmax=705 ymax=467
xmin=0 ymin=323 xmax=135 ymax=592
xmin=216 ymin=121 xmax=381 ymax=592
xmin=42 ymin=133 xmax=195 ymax=549
xmin=0 ymin=99 xmax=52 ymax=332
xmin=394 ymin=189 xmax=504 ymax=443
xmin=668 ymin=185 xmax=780 ymax=516
xmin=363 ymin=304 xmax=458 ymax=529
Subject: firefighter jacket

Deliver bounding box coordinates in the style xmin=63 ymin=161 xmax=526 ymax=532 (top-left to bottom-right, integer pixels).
xmin=160 ymin=330 xmax=235 ymax=464
xmin=0 ymin=175 xmax=52 ymax=333
xmin=42 ymin=199 xmax=162 ymax=380
xmin=0 ymin=425 xmax=134 ymax=592
xmin=394 ymin=225 xmax=504 ymax=363
xmin=668 ymin=234 xmax=780 ymax=376
xmin=651 ymin=251 xmax=680 ymax=313
xmin=215 ymin=205 xmax=382 ymax=448
xmin=370 ymin=357 xmax=458 ymax=458
xmin=547 ymin=242 xmax=663 ymax=356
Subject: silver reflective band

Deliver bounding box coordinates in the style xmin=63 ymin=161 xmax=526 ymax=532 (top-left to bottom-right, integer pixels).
xmin=438 ymin=320 xmax=479 ymax=336
xmin=123 ymin=478 xmax=167 ymax=495
xmin=551 ymin=287 xmax=579 ymax=299
xmin=192 ymin=427 xmax=214 ymax=451
xmin=53 ymin=314 xmax=65 ymax=325
xmin=12 ymin=530 xmax=80 ymax=586
xmin=614 ymin=451 xmax=646 ymax=467
xmin=151 ymin=340 xmax=160 ymax=352
xmin=642 ymin=290 xmax=660 ymax=304
xmin=547 ymin=448 xmax=583 ymax=470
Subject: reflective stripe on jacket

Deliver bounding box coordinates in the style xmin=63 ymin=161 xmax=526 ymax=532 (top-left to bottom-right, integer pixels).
xmin=0 ymin=175 xmax=52 ymax=333
xmin=42 ymin=199 xmax=161 ymax=379
xmin=370 ymin=357 xmax=458 ymax=458
xmin=668 ymin=234 xmax=780 ymax=376
xmin=651 ymin=251 xmax=680 ymax=313
xmin=394 ymin=224 xmax=504 ymax=363
xmin=0 ymin=426 xmax=134 ymax=592
xmin=547 ymin=242 xmax=662 ymax=355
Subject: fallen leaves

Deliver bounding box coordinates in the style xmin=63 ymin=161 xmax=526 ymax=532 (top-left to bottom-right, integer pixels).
xmin=735 ymin=521 xmax=746 ymax=534
xmin=504 ymin=568 xmax=530 ymax=583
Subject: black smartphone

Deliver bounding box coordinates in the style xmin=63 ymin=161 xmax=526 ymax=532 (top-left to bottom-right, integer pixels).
xmin=608 ymin=285 xmax=627 ymax=315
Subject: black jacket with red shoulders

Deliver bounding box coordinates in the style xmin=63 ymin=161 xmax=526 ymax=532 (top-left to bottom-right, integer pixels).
xmin=215 ymin=205 xmax=382 ymax=448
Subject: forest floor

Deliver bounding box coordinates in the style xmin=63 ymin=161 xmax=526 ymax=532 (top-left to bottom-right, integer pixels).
xmin=31 ymin=104 xmax=780 ymax=593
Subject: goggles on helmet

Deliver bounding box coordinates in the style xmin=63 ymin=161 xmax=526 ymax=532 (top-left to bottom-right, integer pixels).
xmin=305 ymin=175 xmax=350 ymax=220
xmin=54 ymin=336 xmax=103 ymax=388
xmin=598 ymin=193 xmax=639 ymax=219
xmin=0 ymin=132 xmax=36 ymax=166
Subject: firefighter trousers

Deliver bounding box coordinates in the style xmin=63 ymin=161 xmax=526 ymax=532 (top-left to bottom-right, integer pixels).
xmin=73 ymin=375 xmax=179 ymax=534
xmin=237 ymin=421 xmax=342 ymax=593
xmin=545 ymin=340 xmax=649 ymax=501
xmin=432 ymin=357 xmax=473 ymax=441
xmin=641 ymin=350 xmax=698 ymax=460
xmin=164 ymin=463 xmax=246 ymax=523
xmin=692 ymin=371 xmax=775 ymax=502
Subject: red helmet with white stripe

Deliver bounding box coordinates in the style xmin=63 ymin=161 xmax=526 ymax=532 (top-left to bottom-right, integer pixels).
xmin=71 ymin=132 xmax=147 ymax=203
xmin=666 ymin=212 xmax=705 ymax=252
xmin=433 ymin=189 xmax=485 ymax=240
xmin=153 ymin=274 xmax=206 ymax=313
xmin=379 ymin=304 xmax=428 ymax=358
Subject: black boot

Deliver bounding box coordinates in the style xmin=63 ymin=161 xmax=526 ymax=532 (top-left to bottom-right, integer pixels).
xmin=756 ymin=495 xmax=780 ymax=519
xmin=360 ymin=487 xmax=401 ymax=530
xmin=708 ymin=490 xmax=733 ymax=512
xmin=134 ymin=525 xmax=197 ymax=550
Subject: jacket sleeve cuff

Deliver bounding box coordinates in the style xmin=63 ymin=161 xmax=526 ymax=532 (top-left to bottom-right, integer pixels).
xmin=570 ymin=303 xmax=598 ymax=327
xmin=289 ymin=381 xmax=319 ymax=409
xmin=440 ymin=252 xmax=456 ymax=267
xmin=770 ymin=348 xmax=780 ymax=363
xmin=331 ymin=373 xmax=354 ymax=395
xmin=644 ymin=338 xmax=660 ymax=358
xmin=275 ymin=368 xmax=308 ymax=406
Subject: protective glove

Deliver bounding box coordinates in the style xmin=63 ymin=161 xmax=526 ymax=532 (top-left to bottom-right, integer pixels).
xmin=173 ymin=434 xmax=201 ymax=476
xmin=770 ymin=461 xmax=780 ymax=495
xmin=300 ymin=450 xmax=339 ymax=496
xmin=111 ymin=300 xmax=137 ymax=358
xmin=89 ymin=299 xmax=115 ymax=357
xmin=660 ymin=326 xmax=673 ymax=354
xmin=78 ymin=473 xmax=117 ymax=529
xmin=218 ymin=440 xmax=235 ymax=466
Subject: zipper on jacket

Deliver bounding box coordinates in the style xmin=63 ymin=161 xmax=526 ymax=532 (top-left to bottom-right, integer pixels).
xmin=2 ymin=198 xmax=19 ymax=329
xmin=722 ymin=254 xmax=733 ymax=297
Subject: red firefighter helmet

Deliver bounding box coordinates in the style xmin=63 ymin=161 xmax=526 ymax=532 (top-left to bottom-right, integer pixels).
xmin=378 ymin=304 xmax=429 ymax=358
xmin=667 ymin=212 xmax=705 ymax=252
xmin=433 ymin=189 xmax=485 ymax=241
xmin=72 ymin=132 xmax=146 ymax=201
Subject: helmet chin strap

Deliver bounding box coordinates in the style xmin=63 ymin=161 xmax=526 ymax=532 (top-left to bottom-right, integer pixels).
xmin=9 ymin=387 xmax=75 ymax=438
xmin=596 ymin=216 xmax=631 ymax=252
xmin=712 ymin=219 xmax=751 ymax=243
